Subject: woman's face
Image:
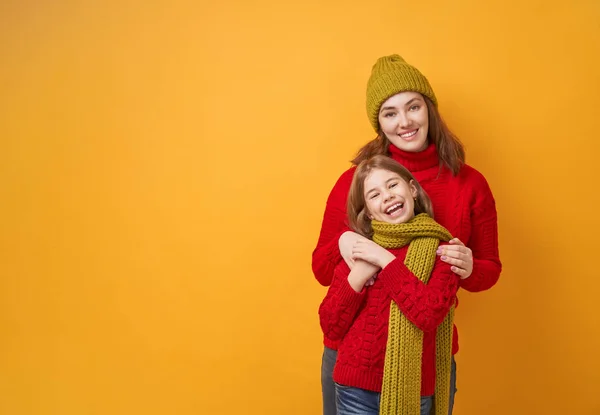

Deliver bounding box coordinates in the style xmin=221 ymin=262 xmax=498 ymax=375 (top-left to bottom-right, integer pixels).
xmin=378 ymin=92 xmax=429 ymax=152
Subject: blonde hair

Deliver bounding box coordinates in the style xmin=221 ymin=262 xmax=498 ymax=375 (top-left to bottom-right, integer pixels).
xmin=347 ymin=155 xmax=434 ymax=238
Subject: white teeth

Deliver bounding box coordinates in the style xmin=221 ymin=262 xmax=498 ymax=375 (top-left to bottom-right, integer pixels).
xmin=385 ymin=203 xmax=403 ymax=214
xmin=400 ymin=130 xmax=417 ymax=138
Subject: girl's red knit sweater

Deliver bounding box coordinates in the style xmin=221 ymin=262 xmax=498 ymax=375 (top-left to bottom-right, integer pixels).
xmin=319 ymin=246 xmax=459 ymax=395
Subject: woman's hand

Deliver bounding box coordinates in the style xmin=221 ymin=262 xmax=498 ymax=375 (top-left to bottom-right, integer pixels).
xmin=351 ymin=239 xmax=396 ymax=269
xmin=437 ymin=238 xmax=473 ymax=279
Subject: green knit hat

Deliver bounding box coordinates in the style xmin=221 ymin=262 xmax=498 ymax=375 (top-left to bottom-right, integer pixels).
xmin=366 ymin=54 xmax=437 ymax=132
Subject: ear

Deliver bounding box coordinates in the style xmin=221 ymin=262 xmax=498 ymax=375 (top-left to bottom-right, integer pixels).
xmin=409 ymin=179 xmax=418 ymax=199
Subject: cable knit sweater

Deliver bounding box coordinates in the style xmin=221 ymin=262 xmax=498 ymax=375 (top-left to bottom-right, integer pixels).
xmin=319 ymin=247 xmax=459 ymax=396
xmin=312 ymin=143 xmax=501 ymax=352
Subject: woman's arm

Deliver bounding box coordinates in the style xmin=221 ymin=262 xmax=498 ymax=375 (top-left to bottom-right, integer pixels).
xmin=377 ymin=255 xmax=460 ymax=332
xmin=437 ymin=170 xmax=501 ymax=291
xmin=459 ymin=173 xmax=501 ymax=292
xmin=311 ymin=169 xmax=355 ymax=286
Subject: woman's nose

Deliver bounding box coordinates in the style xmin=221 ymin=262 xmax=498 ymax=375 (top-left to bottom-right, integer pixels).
xmin=398 ymin=112 xmax=411 ymax=128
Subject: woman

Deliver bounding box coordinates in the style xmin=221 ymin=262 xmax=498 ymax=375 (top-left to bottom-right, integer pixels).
xmin=313 ymin=54 xmax=501 ymax=415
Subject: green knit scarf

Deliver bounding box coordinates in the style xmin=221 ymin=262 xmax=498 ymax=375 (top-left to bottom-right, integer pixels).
xmin=372 ymin=213 xmax=454 ymax=415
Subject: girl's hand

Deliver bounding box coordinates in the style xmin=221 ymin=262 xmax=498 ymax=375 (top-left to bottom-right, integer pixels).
xmin=347 ymin=260 xmax=379 ymax=292
xmin=339 ymin=231 xmax=370 ymax=268
xmin=351 ymin=239 xmax=396 ymax=269
xmin=437 ymin=238 xmax=473 ymax=279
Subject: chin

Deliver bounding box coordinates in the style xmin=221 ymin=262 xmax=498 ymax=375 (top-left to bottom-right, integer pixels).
xmin=409 ymin=138 xmax=428 ymax=151
xmin=391 ymin=140 xmax=428 ymax=152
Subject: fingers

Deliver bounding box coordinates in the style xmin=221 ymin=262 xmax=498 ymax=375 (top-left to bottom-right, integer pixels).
xmin=351 ymin=245 xmax=365 ymax=255
xmin=450 ymin=265 xmax=470 ymax=279
xmin=438 ymin=244 xmax=469 ymax=254
xmin=351 ymin=252 xmax=373 ymax=262
xmin=448 ymin=238 xmax=465 ymax=246
xmin=351 ymin=249 xmax=377 ymax=265
xmin=440 ymin=255 xmax=467 ymax=268
xmin=437 ymin=244 xmax=471 ymax=259
xmin=439 ymin=248 xmax=472 ymax=272
xmin=438 ymin=249 xmax=470 ymax=263
xmin=355 ymin=239 xmax=378 ymax=248
xmin=350 ymin=249 xmax=366 ymax=261
xmin=438 ymin=240 xmax=472 ymax=279
xmin=352 ymin=240 xmax=372 ymax=256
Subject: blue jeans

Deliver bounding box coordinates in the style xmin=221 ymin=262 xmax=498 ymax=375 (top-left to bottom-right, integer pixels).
xmin=321 ymin=347 xmax=338 ymax=415
xmin=336 ymin=383 xmax=433 ymax=415
xmin=321 ymin=346 xmax=457 ymax=415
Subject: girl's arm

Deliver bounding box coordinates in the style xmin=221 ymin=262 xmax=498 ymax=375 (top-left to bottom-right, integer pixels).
xmin=376 ymin=255 xmax=459 ymax=332
xmin=318 ymin=260 xmax=377 ymax=341
xmin=351 ymin=240 xmax=458 ymax=332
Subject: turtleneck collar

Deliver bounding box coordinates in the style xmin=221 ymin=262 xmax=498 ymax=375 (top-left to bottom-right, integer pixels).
xmin=388 ymin=143 xmax=440 ymax=173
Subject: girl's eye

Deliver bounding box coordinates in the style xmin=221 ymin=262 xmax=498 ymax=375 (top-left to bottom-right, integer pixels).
xmin=369 ymin=193 xmax=379 ymax=200
xmin=383 ymin=112 xmax=395 ymax=118
xmin=409 ymin=105 xmax=420 ymax=111
xmin=389 ymin=182 xmax=398 ymax=188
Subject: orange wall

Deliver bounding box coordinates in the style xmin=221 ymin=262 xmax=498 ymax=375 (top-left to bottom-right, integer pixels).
xmin=1 ymin=1 xmax=599 ymax=414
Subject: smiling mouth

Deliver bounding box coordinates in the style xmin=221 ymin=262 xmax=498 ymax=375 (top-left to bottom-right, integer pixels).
xmin=399 ymin=129 xmax=418 ymax=139
xmin=385 ymin=202 xmax=404 ymax=215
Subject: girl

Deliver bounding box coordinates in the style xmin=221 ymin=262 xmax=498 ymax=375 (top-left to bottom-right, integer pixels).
xmin=319 ymin=155 xmax=459 ymax=415
xmin=313 ymin=54 xmax=501 ymax=414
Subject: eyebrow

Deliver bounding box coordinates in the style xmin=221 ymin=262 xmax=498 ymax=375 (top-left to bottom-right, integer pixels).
xmin=379 ymin=97 xmax=422 ymax=113
xmin=404 ymin=97 xmax=420 ymax=106
xmin=365 ymin=178 xmax=397 ymax=196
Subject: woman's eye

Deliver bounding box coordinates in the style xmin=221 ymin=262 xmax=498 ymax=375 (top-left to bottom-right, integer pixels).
xmin=384 ymin=112 xmax=395 ymax=118
xmin=409 ymin=105 xmax=420 ymax=111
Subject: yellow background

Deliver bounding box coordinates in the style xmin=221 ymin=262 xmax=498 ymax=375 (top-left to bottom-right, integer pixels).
xmin=1 ymin=0 xmax=599 ymax=414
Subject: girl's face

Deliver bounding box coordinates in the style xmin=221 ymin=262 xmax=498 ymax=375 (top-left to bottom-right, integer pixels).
xmin=378 ymin=91 xmax=429 ymax=152
xmin=364 ymin=168 xmax=417 ymax=224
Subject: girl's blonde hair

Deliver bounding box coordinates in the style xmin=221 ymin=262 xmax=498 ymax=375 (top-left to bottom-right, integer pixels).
xmin=347 ymin=155 xmax=434 ymax=238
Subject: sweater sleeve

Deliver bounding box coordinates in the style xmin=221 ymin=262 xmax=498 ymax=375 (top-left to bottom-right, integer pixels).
xmin=318 ymin=261 xmax=367 ymax=342
xmin=377 ymin=254 xmax=459 ymax=332
xmin=311 ymin=168 xmax=355 ymax=286
xmin=460 ymin=171 xmax=502 ymax=292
